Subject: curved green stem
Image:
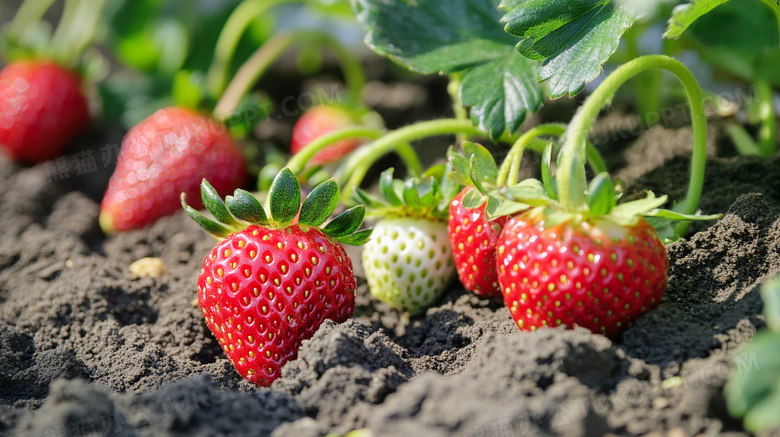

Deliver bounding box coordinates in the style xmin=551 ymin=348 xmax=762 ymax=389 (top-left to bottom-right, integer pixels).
xmin=560 ymin=55 xmax=707 ymax=236
xmin=395 ymin=142 xmax=424 ymax=177
xmin=448 ymin=72 xmax=468 ymax=144
xmin=286 ymin=126 xmax=383 ymax=175
xmin=214 ymin=30 xmax=367 ymax=118
xmin=336 ymin=119 xmax=485 ymax=199
xmin=8 ymin=0 xmax=56 ymax=41
xmin=757 ymin=80 xmax=777 ymax=157
xmin=207 ymin=0 xmax=301 ymax=97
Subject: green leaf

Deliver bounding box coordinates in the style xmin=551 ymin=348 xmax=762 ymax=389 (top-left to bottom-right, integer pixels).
xmin=180 ymin=193 xmax=233 ymax=239
xmin=462 ymin=187 xmax=489 ymax=209
xmin=761 ymin=275 xmax=780 ymax=333
xmin=226 ymin=189 xmax=268 ymax=226
xmin=502 ymin=0 xmax=642 ymax=97
xmin=379 ymin=169 xmax=403 ymax=207
xmin=201 ymin=180 xmax=240 ymax=227
xmin=485 ymin=196 xmax=531 ymax=220
xmin=335 ymin=229 xmax=374 ymax=246
xmin=323 ymin=206 xmax=366 ymax=237
xmin=463 ymin=142 xmax=499 ymax=184
xmin=664 ymin=0 xmax=732 ymax=39
xmin=353 ymin=189 xmax=386 ymax=210
xmin=356 ymin=0 xmax=544 ymax=138
xmin=299 ymin=179 xmax=340 ymax=227
xmin=461 ymin=55 xmax=544 ymax=140
xmin=468 ymin=155 xmax=491 ymax=196
xmin=357 ymin=0 xmax=519 ymax=74
xmin=725 ymin=331 xmax=780 ymax=432
xmin=644 ymin=209 xmax=722 ymax=221
xmin=268 ymin=168 xmax=301 ymax=225
xmin=438 ymin=164 xmax=460 ymax=214
xmin=501 ymin=179 xmax=553 ymax=206
xmin=586 ymin=172 xmax=617 ymax=217
xmin=681 ymin=0 xmax=779 ymax=54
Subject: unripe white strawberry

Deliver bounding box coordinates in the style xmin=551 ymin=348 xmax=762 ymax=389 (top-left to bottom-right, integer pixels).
xmin=356 ymin=167 xmax=459 ymax=314
xmin=363 ymin=217 xmax=454 ymax=314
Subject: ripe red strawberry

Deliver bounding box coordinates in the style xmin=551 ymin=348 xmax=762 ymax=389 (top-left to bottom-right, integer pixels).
xmin=0 ymin=60 xmax=90 ymax=163
xmin=291 ymin=106 xmax=363 ymax=165
xmin=100 ymin=106 xmax=246 ymax=232
xmin=449 ymin=187 xmax=509 ymax=298
xmin=497 ymin=209 xmax=668 ymax=337
xmin=183 ymin=168 xmax=371 ymax=385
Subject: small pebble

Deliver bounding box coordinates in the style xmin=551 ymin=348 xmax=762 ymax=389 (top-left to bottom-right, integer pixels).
xmin=129 ymin=257 xmax=169 ymax=278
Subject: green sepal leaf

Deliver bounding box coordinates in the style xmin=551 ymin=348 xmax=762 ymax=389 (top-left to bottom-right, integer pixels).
xmin=460 ymin=56 xmax=544 ymax=140
xmin=463 ymin=142 xmax=499 ymax=184
xmin=586 ymin=172 xmax=617 ymax=217
xmin=501 ymin=179 xmax=553 ymax=206
xmin=447 ymin=146 xmax=474 ymax=186
xmin=485 ymin=195 xmax=531 ymax=220
xmin=323 ymin=205 xmax=366 ymax=238
xmin=379 ymin=169 xmax=404 ymax=207
xmin=417 ymin=178 xmax=441 ymax=209
xmin=201 ymin=180 xmax=241 ymax=227
xmin=644 ymin=216 xmax=679 ymax=244
xmin=761 ymin=275 xmax=780 ymax=333
xmin=468 ymin=155 xmax=490 ymax=196
xmin=462 ymin=187 xmax=488 ymax=209
xmin=335 ymin=229 xmax=374 ymax=246
xmin=664 ymin=0 xmax=732 ymax=39
xmin=541 ymin=141 xmax=557 ymax=200
xmin=353 ymin=189 xmax=386 ymax=210
xmin=268 ymin=168 xmax=302 ymax=225
xmin=539 ymin=206 xmax=576 ymax=228
xmin=299 ymin=179 xmax=340 ymax=227
xmin=437 ymin=163 xmax=460 ymax=214
xmin=502 ymin=0 xmax=642 ymax=97
xmin=644 ymin=208 xmax=722 ymax=222
xmin=181 ymin=193 xmax=234 ymax=239
xmin=402 ymin=178 xmax=422 ymax=209
xmin=608 ymin=192 xmax=668 ymax=225
xmin=226 ymin=189 xmax=268 ymax=226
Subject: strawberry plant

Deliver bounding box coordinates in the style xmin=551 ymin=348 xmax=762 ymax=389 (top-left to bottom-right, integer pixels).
xmin=466 ymin=54 xmax=720 ymax=337
xmin=0 ymin=0 xmax=105 ymax=163
xmin=355 ymin=168 xmax=457 ymax=314
xmin=182 ymin=167 xmax=371 ymax=386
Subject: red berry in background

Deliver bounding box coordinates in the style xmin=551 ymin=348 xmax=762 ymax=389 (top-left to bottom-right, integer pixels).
xmin=0 ymin=60 xmax=90 ymax=163
xmin=291 ymin=106 xmax=363 ymax=165
xmin=497 ymin=210 xmax=668 ymax=338
xmin=448 ymin=187 xmax=509 ymax=298
xmin=198 ymin=224 xmax=356 ymax=386
xmin=100 ymin=106 xmax=246 ymax=232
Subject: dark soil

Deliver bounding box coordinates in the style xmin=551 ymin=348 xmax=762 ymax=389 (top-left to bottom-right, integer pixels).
xmin=1 ymin=94 xmax=780 ymax=436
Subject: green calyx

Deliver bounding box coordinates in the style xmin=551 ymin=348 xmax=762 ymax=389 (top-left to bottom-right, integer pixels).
xmin=354 ymin=166 xmax=457 ymax=221
xmin=182 ymin=167 xmax=372 ymax=246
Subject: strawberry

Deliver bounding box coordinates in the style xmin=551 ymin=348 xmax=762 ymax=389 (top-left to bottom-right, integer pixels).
xmin=357 ymin=167 xmax=457 ymax=314
xmin=183 ymin=168 xmax=371 ymax=386
xmin=100 ymin=106 xmax=246 ymax=232
xmin=475 ymin=130 xmax=717 ymax=337
xmin=497 ymin=209 xmax=667 ymax=337
xmin=446 ymin=143 xmax=525 ymax=298
xmin=0 ymin=60 xmax=90 ymax=163
xmin=448 ymin=187 xmax=508 ymax=298
xmin=291 ymin=106 xmax=364 ymax=166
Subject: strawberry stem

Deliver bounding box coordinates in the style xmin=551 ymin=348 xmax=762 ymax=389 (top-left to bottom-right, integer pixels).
xmin=448 ymin=72 xmax=468 ymax=144
xmin=336 ymin=119 xmax=485 ymax=201
xmin=207 ymin=0 xmax=300 ymax=97
xmin=496 ymin=123 xmax=607 ymax=188
xmin=559 ymin=55 xmax=707 ymax=236
xmin=8 ymin=0 xmax=56 ymax=43
xmin=214 ymin=29 xmax=367 ymax=118
xmin=286 ymin=126 xmax=383 ymax=175
xmin=50 ymin=0 xmax=105 ymax=66
xmin=756 ymin=80 xmax=777 ymax=157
